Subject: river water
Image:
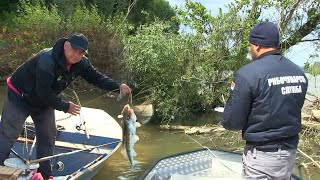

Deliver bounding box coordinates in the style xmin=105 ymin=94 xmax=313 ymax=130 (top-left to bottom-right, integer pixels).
xmin=0 ymin=74 xmax=319 ymax=180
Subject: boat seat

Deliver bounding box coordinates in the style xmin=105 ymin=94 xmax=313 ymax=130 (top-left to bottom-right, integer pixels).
xmin=0 ymin=165 xmax=23 ymax=180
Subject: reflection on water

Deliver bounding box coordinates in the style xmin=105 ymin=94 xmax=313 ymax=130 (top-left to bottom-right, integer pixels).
xmin=94 ymin=125 xmax=204 ymax=180
xmin=0 ymin=84 xmax=319 ymax=180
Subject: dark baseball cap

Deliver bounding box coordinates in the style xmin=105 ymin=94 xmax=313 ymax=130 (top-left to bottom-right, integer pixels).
xmin=67 ymin=33 xmax=88 ymax=53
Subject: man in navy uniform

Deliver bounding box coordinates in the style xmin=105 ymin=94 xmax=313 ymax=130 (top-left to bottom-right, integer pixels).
xmin=222 ymin=22 xmax=308 ymax=179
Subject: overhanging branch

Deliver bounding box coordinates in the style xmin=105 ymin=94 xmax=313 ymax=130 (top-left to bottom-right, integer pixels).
xmin=280 ymin=13 xmax=320 ymax=51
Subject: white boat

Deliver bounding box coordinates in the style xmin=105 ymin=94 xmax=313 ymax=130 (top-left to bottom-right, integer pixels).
xmin=139 ymin=148 xmax=302 ymax=180
xmin=2 ymin=107 xmax=122 ymax=180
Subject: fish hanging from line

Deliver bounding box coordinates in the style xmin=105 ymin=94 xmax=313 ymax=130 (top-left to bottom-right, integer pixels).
xmin=119 ymin=104 xmax=140 ymax=171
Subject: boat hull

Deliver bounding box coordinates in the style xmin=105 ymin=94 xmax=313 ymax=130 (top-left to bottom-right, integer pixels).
xmin=1 ymin=107 xmax=122 ymax=179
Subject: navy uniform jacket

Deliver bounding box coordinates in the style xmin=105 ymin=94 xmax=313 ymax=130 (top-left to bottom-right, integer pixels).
xmin=222 ymin=50 xmax=308 ymax=148
xmin=10 ymin=38 xmax=120 ymax=112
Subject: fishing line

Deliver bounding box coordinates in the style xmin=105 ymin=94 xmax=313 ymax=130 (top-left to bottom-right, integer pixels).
xmin=71 ymin=89 xmax=90 ymax=139
xmin=82 ymin=88 xmax=120 ymax=106
xmin=185 ymin=133 xmax=240 ymax=174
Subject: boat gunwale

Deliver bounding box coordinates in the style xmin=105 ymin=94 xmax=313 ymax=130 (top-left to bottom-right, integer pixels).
xmin=67 ymin=140 xmax=123 ymax=180
xmin=138 ymin=147 xmax=302 ymax=180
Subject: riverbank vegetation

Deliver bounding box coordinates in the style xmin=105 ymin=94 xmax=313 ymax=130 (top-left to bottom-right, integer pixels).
xmin=0 ymin=0 xmax=319 ymax=122
xmin=0 ymin=0 xmax=319 ymax=176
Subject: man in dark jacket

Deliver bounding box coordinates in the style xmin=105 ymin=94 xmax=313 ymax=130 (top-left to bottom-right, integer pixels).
xmin=0 ymin=33 xmax=131 ymax=178
xmin=222 ymin=22 xmax=308 ymax=179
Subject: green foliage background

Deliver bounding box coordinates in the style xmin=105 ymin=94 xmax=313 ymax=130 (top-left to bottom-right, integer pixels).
xmin=0 ymin=0 xmax=319 ymax=124
xmin=0 ymin=0 xmax=319 ymax=175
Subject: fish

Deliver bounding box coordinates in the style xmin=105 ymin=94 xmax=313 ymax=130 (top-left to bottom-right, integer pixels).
xmin=120 ymin=104 xmax=140 ymax=171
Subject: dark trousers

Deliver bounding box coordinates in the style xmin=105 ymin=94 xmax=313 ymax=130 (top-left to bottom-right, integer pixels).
xmin=0 ymin=88 xmax=56 ymax=179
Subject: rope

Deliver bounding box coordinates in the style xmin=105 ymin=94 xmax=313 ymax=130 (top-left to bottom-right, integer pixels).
xmin=55 ymin=114 xmax=72 ymax=122
xmin=185 ymin=134 xmax=240 ymax=174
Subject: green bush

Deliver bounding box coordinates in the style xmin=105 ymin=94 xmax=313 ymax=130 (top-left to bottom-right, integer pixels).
xmin=15 ymin=1 xmax=63 ymax=42
xmin=123 ymin=21 xmax=232 ymax=123
xmin=0 ymin=2 xmax=62 ymax=71
xmin=0 ymin=1 xmax=129 ymax=81
xmin=122 ymin=1 xmax=254 ymax=124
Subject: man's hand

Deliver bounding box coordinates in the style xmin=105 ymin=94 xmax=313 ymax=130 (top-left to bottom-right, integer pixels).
xmin=68 ymin=102 xmax=81 ymax=115
xmin=120 ymin=84 xmax=131 ymax=95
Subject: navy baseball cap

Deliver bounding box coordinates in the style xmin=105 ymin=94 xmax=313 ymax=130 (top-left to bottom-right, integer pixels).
xmin=67 ymin=33 xmax=88 ymax=53
xmin=249 ymin=22 xmax=279 ymax=48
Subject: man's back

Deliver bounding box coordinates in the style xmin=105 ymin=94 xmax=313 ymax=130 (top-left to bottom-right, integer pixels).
xmin=223 ymin=51 xmax=308 ymax=148
xmin=222 ymin=21 xmax=308 ymax=180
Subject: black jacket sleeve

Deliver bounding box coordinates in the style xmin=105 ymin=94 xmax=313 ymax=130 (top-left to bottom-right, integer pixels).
xmin=36 ymin=55 xmax=69 ymax=112
xmin=80 ymin=59 xmax=120 ymax=92
xmin=222 ymin=73 xmax=252 ymax=130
